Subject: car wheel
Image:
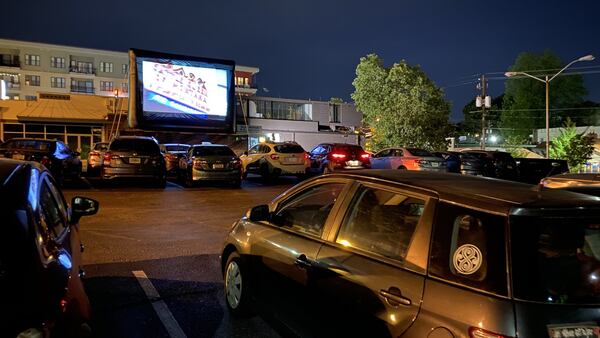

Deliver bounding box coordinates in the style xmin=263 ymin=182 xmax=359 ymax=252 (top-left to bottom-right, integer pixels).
xmin=224 ymin=252 xmax=251 ymax=316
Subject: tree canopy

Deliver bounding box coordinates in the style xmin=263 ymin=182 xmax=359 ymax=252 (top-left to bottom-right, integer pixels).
xmin=549 ymin=118 xmax=595 ymax=171
xmin=352 ymin=54 xmax=450 ymax=151
xmin=500 ymin=50 xmax=587 ymax=140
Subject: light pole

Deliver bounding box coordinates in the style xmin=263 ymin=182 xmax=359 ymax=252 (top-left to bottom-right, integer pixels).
xmin=505 ymin=54 xmax=594 ymax=158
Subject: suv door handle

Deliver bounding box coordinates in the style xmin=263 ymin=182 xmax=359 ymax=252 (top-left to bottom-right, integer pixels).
xmin=380 ymin=287 xmax=411 ymax=306
xmin=295 ymin=254 xmax=312 ymax=269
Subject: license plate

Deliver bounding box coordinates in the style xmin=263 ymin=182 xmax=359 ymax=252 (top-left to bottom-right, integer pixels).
xmin=284 ymin=157 xmax=299 ymax=163
xmin=432 ymin=162 xmax=439 ymax=167
xmin=213 ymin=163 xmax=224 ymax=169
xmin=129 ymin=157 xmax=141 ymax=164
xmin=547 ymin=323 xmax=600 ymax=338
xmin=12 ymin=154 xmax=25 ymax=160
xmin=348 ymin=160 xmax=360 ymax=166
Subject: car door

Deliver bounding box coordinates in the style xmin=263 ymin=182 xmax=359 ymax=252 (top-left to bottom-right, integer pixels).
xmin=247 ymin=179 xmax=351 ymax=331
xmin=370 ymin=149 xmax=390 ymax=169
xmin=309 ymin=145 xmax=324 ymax=170
xmin=314 ymin=181 xmax=435 ymax=337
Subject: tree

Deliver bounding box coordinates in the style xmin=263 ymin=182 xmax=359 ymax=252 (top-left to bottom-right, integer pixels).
xmin=500 ymin=50 xmax=587 ymax=140
xmin=549 ymin=118 xmax=595 ymax=171
xmin=351 ymin=54 xmax=450 ymax=151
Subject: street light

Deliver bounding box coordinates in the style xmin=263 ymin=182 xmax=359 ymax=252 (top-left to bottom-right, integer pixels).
xmin=505 ymin=54 xmax=595 ymax=158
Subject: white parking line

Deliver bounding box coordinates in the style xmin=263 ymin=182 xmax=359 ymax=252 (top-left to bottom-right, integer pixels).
xmin=132 ymin=270 xmax=187 ymax=338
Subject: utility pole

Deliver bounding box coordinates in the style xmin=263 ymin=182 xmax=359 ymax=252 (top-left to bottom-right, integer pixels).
xmin=476 ymin=75 xmax=491 ymax=149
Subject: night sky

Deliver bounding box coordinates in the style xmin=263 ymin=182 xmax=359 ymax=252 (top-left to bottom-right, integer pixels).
xmin=3 ymin=0 xmax=600 ymax=121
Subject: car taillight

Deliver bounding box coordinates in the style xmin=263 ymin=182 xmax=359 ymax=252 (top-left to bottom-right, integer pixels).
xmin=330 ymin=153 xmax=347 ymax=160
xmin=360 ymin=153 xmax=370 ymax=160
xmin=469 ymin=327 xmax=512 ymax=338
xmin=89 ymin=151 xmax=99 ymax=158
xmin=40 ymin=156 xmax=51 ymax=167
xmin=230 ymin=159 xmax=242 ymax=169
xmin=304 ymin=153 xmax=310 ymax=160
xmin=270 ymin=154 xmax=280 ymax=160
xmin=103 ymin=153 xmax=119 ymax=166
xmin=415 ymin=159 xmax=429 ymax=166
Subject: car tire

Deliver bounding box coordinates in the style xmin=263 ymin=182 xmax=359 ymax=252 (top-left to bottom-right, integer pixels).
xmin=224 ymin=252 xmax=252 ymax=317
xmin=184 ymin=171 xmax=194 ymax=188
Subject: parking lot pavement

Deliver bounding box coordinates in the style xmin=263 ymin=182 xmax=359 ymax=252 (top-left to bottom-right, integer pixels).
xmin=62 ymin=176 xmax=299 ymax=337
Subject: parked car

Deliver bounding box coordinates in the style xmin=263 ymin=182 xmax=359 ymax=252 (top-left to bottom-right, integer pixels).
xmin=101 ymin=136 xmax=167 ymax=187
xmin=432 ymin=151 xmax=460 ymax=173
xmin=241 ymin=141 xmax=309 ymax=180
xmin=0 ymin=158 xmax=98 ymax=337
xmin=178 ymin=143 xmax=242 ymax=187
xmin=461 ymin=150 xmax=518 ymax=180
xmin=0 ymin=138 xmax=82 ymax=185
xmin=515 ymin=157 xmax=569 ymax=184
xmin=541 ymin=173 xmax=600 ymax=197
xmin=370 ymin=147 xmax=446 ymax=172
xmin=308 ymin=143 xmax=371 ymax=174
xmin=86 ymin=142 xmax=109 ymax=176
xmin=160 ymin=143 xmax=190 ymax=175
xmin=221 ymin=170 xmax=600 ymax=337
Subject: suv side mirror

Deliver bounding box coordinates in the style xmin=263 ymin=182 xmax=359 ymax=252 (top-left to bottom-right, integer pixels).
xmin=249 ymin=204 xmax=270 ymax=222
xmin=70 ymin=196 xmax=99 ymax=224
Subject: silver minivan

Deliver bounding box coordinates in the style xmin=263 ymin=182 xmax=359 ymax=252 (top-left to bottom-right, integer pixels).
xmin=221 ymin=170 xmax=600 ymax=337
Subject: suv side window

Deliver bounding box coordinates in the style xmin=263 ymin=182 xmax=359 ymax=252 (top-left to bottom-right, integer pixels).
xmin=272 ymin=183 xmax=345 ymax=237
xmin=311 ymin=146 xmax=324 ymax=155
xmin=261 ymin=145 xmax=272 ymax=154
xmin=429 ymin=202 xmax=507 ymax=296
xmin=39 ymin=179 xmax=67 ymax=237
xmin=336 ymin=186 xmax=425 ymax=262
xmin=392 ymin=149 xmax=404 ymax=157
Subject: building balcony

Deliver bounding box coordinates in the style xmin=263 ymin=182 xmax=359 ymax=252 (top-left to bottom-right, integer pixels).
xmin=235 ymin=85 xmax=257 ymax=96
xmin=71 ymin=85 xmax=95 ymax=94
xmin=6 ymin=82 xmax=20 ymax=90
xmin=0 ymin=60 xmax=20 ymax=68
xmin=69 ymin=66 xmax=96 ymax=75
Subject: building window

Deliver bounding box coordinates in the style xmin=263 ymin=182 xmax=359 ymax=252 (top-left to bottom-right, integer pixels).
xmin=71 ymin=79 xmax=94 ymax=93
xmin=51 ymin=57 xmax=65 ymax=68
xmin=235 ymin=76 xmax=249 ymax=87
xmin=25 ymin=54 xmax=40 ymax=66
xmin=51 ymin=77 xmax=66 ymax=88
xmin=1 ymin=54 xmax=19 ymax=67
xmin=25 ymin=95 xmax=37 ymax=101
xmin=330 ymin=104 xmax=341 ymax=123
xmin=70 ymin=60 xmax=94 ymax=74
xmin=121 ymin=82 xmax=128 ymax=93
xmin=100 ymin=81 xmax=114 ymax=92
xmin=25 ymin=75 xmax=41 ymax=86
xmin=100 ymin=62 xmax=114 ymax=73
xmin=122 ymin=64 xmax=128 ymax=74
xmin=252 ymin=99 xmax=313 ymax=121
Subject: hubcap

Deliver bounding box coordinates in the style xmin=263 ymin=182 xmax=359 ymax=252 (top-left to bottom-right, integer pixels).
xmin=225 ymin=261 xmax=242 ymax=309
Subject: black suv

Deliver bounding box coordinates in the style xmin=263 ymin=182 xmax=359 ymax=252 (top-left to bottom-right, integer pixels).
xmin=0 ymin=138 xmax=82 ymax=185
xmin=102 ymin=136 xmax=167 ymax=187
xmin=461 ymin=150 xmax=518 ymax=180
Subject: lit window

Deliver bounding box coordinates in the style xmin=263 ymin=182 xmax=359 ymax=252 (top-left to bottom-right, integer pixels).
xmin=25 ymin=54 xmax=40 ymax=66
xmin=122 ymin=64 xmax=128 ymax=74
xmin=100 ymin=62 xmax=114 ymax=73
xmin=100 ymin=81 xmax=114 ymax=92
xmin=25 ymin=75 xmax=40 ymax=86
xmin=51 ymin=77 xmax=65 ymax=88
xmin=51 ymin=57 xmax=65 ymax=68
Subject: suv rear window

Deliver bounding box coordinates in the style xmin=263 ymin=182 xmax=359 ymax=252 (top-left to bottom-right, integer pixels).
xmin=193 ymin=146 xmax=235 ymax=157
xmin=511 ymin=216 xmax=600 ymax=304
xmin=406 ymin=148 xmax=432 ymax=157
xmin=166 ymin=145 xmax=189 ymax=152
xmin=332 ymin=145 xmax=363 ymax=154
xmin=110 ymin=139 xmax=159 ymax=154
xmin=274 ymin=144 xmax=305 ymax=153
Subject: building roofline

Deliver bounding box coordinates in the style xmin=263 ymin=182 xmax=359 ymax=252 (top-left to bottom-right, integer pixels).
xmin=252 ymin=96 xmax=355 ymax=105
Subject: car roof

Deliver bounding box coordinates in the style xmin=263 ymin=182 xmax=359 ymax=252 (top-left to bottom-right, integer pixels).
xmin=162 ymin=143 xmax=190 ymax=147
xmin=191 ymin=143 xmax=229 ymax=147
xmin=328 ymin=170 xmax=600 ymax=215
xmin=542 ymin=173 xmax=600 ymax=186
xmin=113 ymin=136 xmax=156 ymax=141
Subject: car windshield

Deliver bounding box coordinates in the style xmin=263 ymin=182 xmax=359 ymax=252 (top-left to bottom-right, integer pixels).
xmin=274 ymin=144 xmax=305 ymax=153
xmin=166 ymin=145 xmax=189 ymax=152
xmin=94 ymin=143 xmax=108 ymax=151
xmin=2 ymin=140 xmax=55 ymax=152
xmin=511 ymin=215 xmax=600 ymax=304
xmin=406 ymin=148 xmax=432 ymax=157
xmin=110 ymin=139 xmax=159 ymax=154
xmin=193 ymin=146 xmax=235 ymax=157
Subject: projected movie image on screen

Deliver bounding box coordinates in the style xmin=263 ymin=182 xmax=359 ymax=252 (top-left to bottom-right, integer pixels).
xmin=142 ymin=60 xmax=229 ymax=121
